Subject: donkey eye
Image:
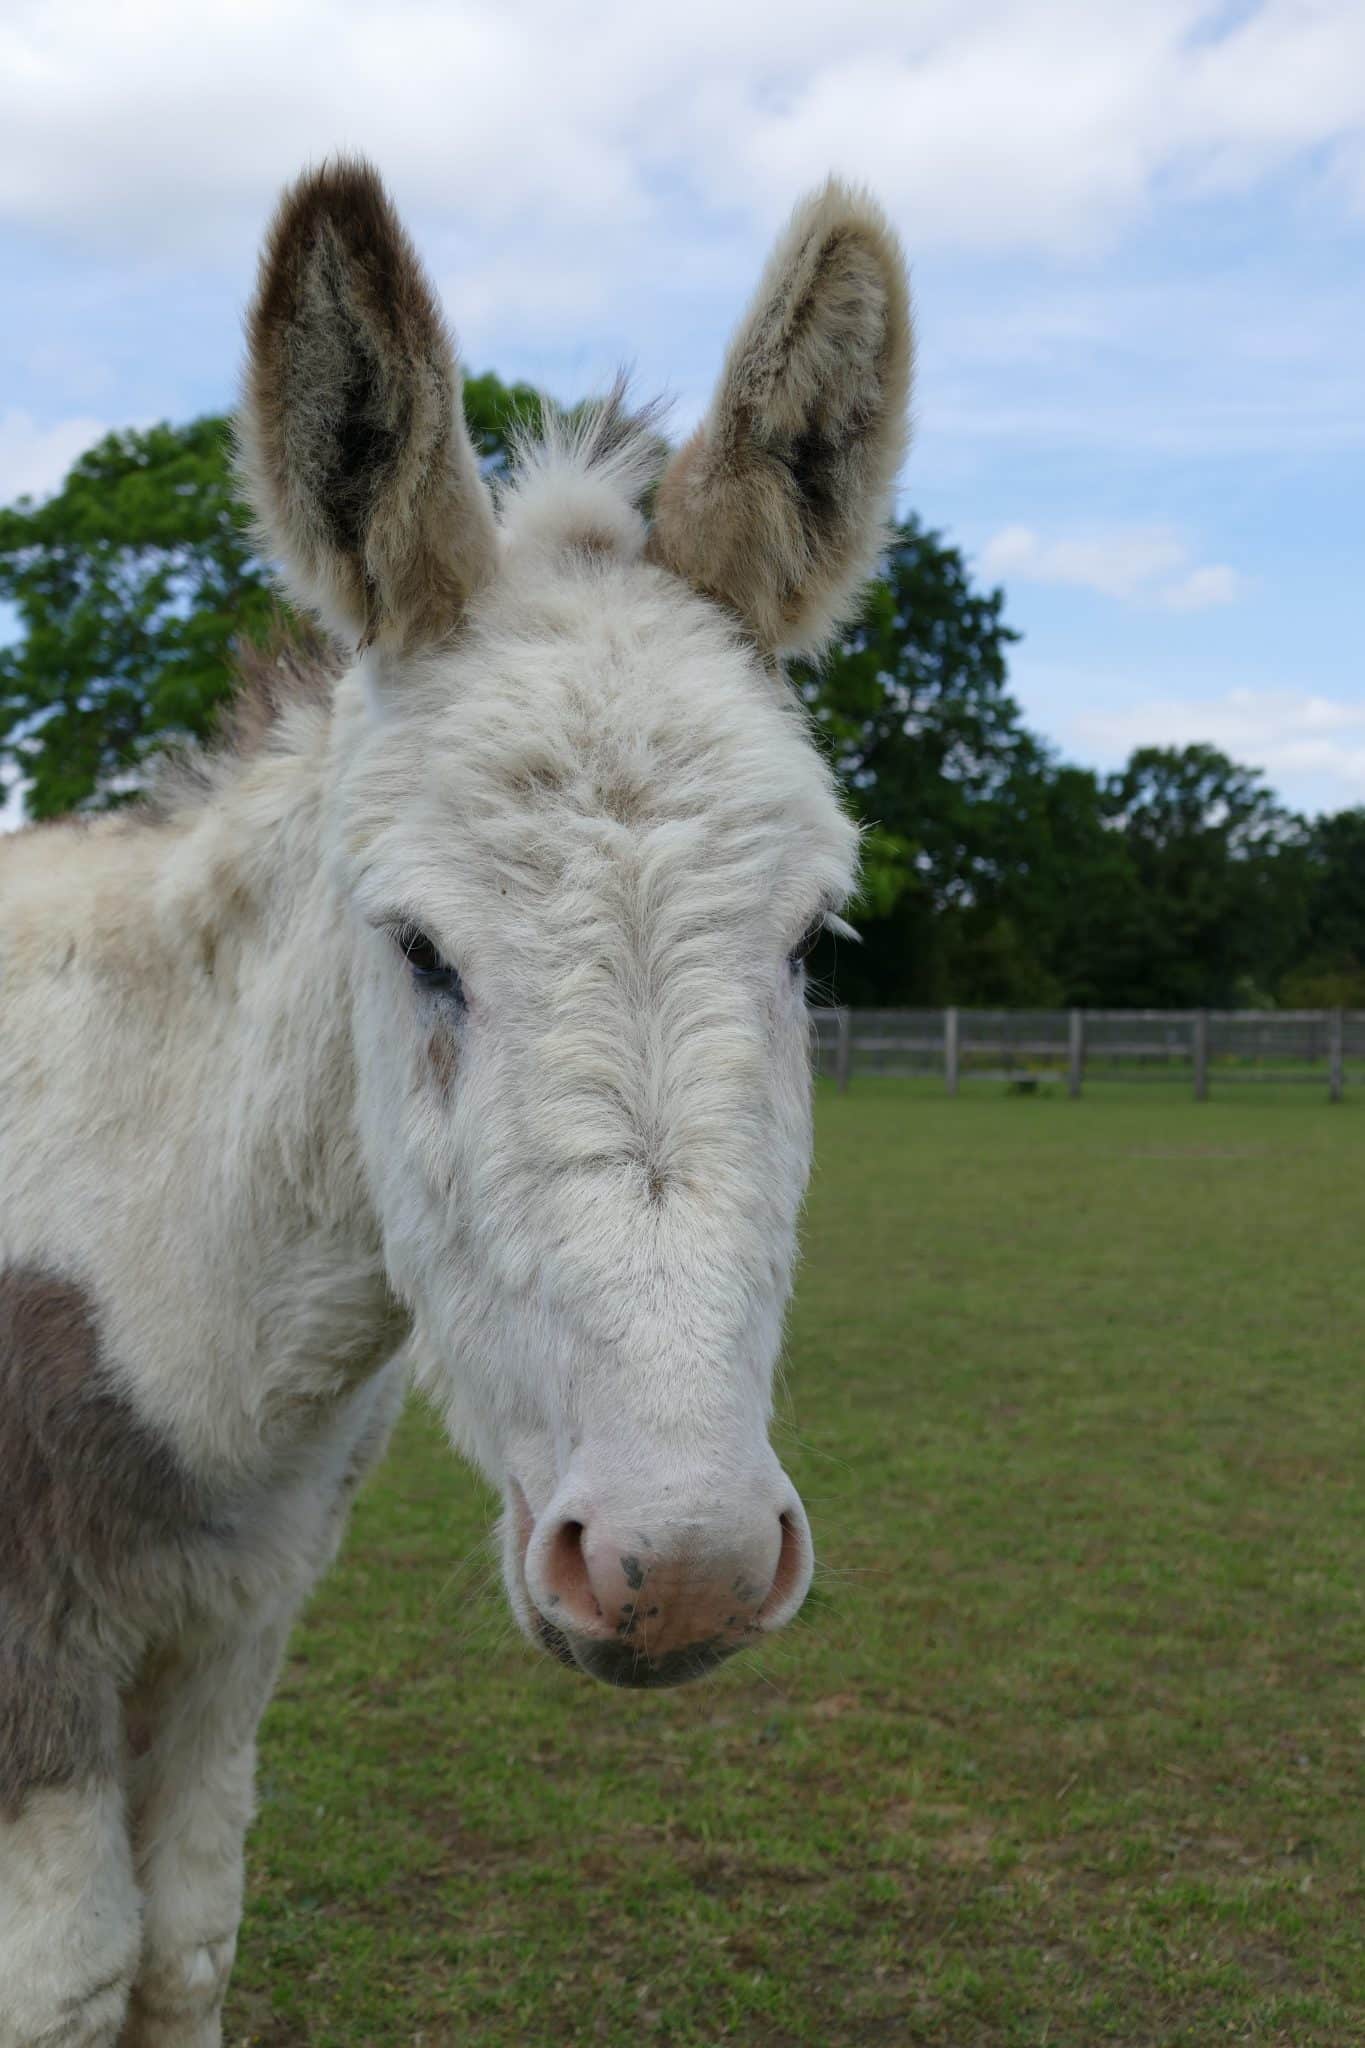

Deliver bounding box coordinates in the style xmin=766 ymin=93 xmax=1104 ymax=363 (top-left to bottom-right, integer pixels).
xmin=788 ymin=919 xmax=824 ymax=972
xmin=393 ymin=924 xmax=465 ymax=1004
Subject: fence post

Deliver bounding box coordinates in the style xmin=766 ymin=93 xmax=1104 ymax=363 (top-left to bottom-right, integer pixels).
xmin=945 ymin=1006 xmax=960 ymax=1097
xmin=1067 ymin=1009 xmax=1084 ymax=1099
xmin=1193 ymin=1009 xmax=1209 ymax=1102
xmin=834 ymin=1007 xmax=852 ymax=1095
xmin=1329 ymin=1008 xmax=1344 ymax=1104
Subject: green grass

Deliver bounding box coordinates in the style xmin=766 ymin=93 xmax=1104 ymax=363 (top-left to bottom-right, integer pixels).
xmin=226 ymin=1084 xmax=1365 ymax=2047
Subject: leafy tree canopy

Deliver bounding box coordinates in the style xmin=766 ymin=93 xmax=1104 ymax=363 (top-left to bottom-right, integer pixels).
xmin=1100 ymin=745 xmax=1310 ymax=1007
xmin=795 ymin=518 xmax=1028 ymax=921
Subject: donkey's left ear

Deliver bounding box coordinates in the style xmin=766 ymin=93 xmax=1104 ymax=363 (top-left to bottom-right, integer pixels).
xmin=237 ymin=157 xmax=497 ymax=653
xmin=648 ymin=181 xmax=911 ymax=658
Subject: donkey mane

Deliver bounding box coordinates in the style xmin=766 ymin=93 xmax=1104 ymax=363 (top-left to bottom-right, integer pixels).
xmin=136 ymin=625 xmax=342 ymax=824
xmin=217 ymin=625 xmax=341 ymax=763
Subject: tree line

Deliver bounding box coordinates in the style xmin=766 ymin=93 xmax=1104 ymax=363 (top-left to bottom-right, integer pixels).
xmin=1 ymin=383 xmax=1360 ymax=1010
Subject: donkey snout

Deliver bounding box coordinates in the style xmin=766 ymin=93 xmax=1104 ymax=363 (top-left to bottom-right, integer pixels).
xmin=524 ymin=1484 xmax=813 ymax=1689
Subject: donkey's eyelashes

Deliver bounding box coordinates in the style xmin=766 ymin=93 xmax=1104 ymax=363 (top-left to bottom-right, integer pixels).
xmin=787 ymin=918 xmax=825 ymax=973
xmin=392 ymin=923 xmax=466 ymax=1006
xmin=396 ymin=925 xmax=440 ymax=973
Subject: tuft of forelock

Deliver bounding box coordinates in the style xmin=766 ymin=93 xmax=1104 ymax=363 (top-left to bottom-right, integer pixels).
xmin=500 ymin=379 xmax=670 ymax=563
xmin=236 ymin=156 xmax=496 ymax=649
xmin=647 ymin=180 xmax=913 ymax=658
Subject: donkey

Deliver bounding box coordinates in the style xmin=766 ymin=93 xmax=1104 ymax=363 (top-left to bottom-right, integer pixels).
xmin=0 ymin=160 xmax=911 ymax=2044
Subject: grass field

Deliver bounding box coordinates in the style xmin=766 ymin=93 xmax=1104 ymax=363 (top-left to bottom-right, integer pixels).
xmin=226 ymin=1084 xmax=1365 ymax=2047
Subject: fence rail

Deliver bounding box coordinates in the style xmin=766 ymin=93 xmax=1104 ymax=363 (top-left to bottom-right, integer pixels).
xmin=810 ymin=1007 xmax=1362 ymax=1102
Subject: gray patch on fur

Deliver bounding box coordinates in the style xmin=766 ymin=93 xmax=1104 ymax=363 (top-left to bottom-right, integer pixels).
xmin=0 ymin=1267 xmax=211 ymax=1814
xmin=0 ymin=1630 xmax=118 ymax=1822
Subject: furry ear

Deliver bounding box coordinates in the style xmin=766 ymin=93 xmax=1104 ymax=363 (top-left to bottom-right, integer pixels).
xmin=237 ymin=157 xmax=497 ymax=651
xmin=647 ymin=181 xmax=912 ymax=658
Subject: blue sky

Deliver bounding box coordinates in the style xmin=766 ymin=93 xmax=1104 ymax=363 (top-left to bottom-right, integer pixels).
xmin=2 ymin=0 xmax=1363 ymax=814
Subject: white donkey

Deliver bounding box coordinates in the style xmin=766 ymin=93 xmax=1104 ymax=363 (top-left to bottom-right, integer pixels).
xmin=0 ymin=160 xmax=910 ymax=2044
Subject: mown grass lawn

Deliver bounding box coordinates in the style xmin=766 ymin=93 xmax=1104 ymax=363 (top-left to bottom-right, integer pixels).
xmin=227 ymin=1082 xmax=1365 ymax=2047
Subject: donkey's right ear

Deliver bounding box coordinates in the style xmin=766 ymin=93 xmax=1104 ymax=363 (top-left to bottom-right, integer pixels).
xmin=237 ymin=158 xmax=496 ymax=653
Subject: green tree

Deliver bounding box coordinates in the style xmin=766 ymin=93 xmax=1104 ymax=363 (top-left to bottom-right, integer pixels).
xmin=1101 ymin=744 xmax=1309 ymax=1005
xmin=461 ymin=373 xmax=544 ymax=470
xmin=0 ymin=418 xmax=270 ymax=817
xmin=0 ymin=377 xmax=540 ymax=819
xmin=794 ymin=517 xmax=1031 ymax=1002
xmin=973 ymin=756 xmax=1150 ymax=1008
xmin=1280 ymin=807 xmax=1365 ymax=1005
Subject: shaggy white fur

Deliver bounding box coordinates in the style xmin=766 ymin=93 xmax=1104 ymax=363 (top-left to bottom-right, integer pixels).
xmin=0 ymin=157 xmax=910 ymax=2044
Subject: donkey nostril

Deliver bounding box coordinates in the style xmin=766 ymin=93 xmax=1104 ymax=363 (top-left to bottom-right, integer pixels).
xmin=757 ymin=1507 xmax=813 ymax=1630
xmin=542 ymin=1517 xmax=601 ymax=1627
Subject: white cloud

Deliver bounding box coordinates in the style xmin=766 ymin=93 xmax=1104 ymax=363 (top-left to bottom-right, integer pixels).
xmin=2 ymin=4 xmax=1362 ymax=472
xmin=1161 ymin=563 xmax=1244 ymax=612
xmin=0 ymin=1 xmax=1362 ymax=268
xmin=1073 ymin=688 xmax=1365 ymax=807
xmin=0 ymin=408 xmax=107 ymax=503
xmin=979 ymin=524 xmax=1242 ymax=609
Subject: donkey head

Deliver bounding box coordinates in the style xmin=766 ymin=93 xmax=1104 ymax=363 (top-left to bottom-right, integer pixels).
xmin=238 ymin=161 xmax=911 ymax=1688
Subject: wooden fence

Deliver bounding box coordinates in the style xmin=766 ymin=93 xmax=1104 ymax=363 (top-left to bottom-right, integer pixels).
xmin=810 ymin=1008 xmax=1363 ymax=1102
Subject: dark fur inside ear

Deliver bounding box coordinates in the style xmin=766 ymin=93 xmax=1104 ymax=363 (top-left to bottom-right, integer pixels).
xmin=238 ymin=157 xmax=495 ymax=648
xmin=648 ymin=182 xmax=913 ymax=657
